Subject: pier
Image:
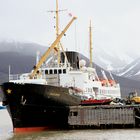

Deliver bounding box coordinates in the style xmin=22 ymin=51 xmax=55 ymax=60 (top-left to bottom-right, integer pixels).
xmin=68 ymin=105 xmax=140 ymax=129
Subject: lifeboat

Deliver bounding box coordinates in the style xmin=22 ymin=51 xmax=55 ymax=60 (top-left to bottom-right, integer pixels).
xmin=108 ymin=80 xmax=116 ymax=86
xmin=100 ymin=79 xmax=116 ymax=86
xmin=80 ymin=98 xmax=112 ymax=105
xmin=100 ymin=79 xmax=108 ymax=86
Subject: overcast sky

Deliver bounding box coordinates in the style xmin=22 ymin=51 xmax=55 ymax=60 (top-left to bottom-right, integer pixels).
xmin=0 ymin=0 xmax=140 ymax=57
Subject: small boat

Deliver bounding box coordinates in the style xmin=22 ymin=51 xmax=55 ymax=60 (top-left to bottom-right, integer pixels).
xmin=81 ymin=98 xmax=112 ymax=105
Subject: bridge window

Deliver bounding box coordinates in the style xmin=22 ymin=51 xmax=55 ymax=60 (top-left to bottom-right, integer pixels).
xmin=58 ymin=69 xmax=62 ymax=74
xmin=49 ymin=69 xmax=53 ymax=74
xmin=63 ymin=69 xmax=66 ymax=74
xmin=54 ymin=69 xmax=57 ymax=74
xmin=45 ymin=70 xmax=48 ymax=74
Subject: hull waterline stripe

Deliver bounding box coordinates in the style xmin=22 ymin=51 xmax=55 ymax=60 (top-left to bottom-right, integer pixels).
xmin=14 ymin=126 xmax=55 ymax=133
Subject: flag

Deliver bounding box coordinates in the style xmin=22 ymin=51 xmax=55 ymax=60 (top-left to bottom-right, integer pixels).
xmin=68 ymin=13 xmax=72 ymax=17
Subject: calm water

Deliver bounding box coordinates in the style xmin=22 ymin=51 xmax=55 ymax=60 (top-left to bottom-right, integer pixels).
xmin=0 ymin=109 xmax=140 ymax=140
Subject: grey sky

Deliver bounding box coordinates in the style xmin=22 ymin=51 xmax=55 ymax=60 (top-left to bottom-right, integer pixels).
xmin=0 ymin=0 xmax=140 ymax=57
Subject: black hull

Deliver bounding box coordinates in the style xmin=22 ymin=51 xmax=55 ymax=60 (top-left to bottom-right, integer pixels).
xmin=1 ymin=82 xmax=81 ymax=132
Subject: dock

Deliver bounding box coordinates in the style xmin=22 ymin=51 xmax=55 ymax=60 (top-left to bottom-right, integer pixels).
xmin=68 ymin=105 xmax=140 ymax=129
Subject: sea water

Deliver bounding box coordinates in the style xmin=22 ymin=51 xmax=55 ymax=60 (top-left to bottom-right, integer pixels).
xmin=0 ymin=109 xmax=140 ymax=140
xmin=0 ymin=109 xmax=13 ymax=140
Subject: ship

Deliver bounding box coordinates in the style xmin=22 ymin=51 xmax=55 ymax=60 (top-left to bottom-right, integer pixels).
xmin=1 ymin=1 xmax=121 ymax=132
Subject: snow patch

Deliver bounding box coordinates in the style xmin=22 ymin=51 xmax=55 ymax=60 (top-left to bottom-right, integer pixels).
xmin=135 ymin=70 xmax=140 ymax=76
xmin=118 ymin=62 xmax=138 ymax=76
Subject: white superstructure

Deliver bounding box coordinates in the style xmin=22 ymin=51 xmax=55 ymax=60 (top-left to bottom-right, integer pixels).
xmin=9 ymin=58 xmax=121 ymax=100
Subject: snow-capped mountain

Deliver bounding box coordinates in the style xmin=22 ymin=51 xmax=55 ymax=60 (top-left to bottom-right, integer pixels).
xmin=113 ymin=57 xmax=140 ymax=81
xmin=93 ymin=46 xmax=140 ymax=81
xmin=93 ymin=46 xmax=134 ymax=71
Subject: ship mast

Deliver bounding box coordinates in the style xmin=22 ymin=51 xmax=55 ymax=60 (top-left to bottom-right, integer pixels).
xmin=89 ymin=20 xmax=93 ymax=67
xmin=54 ymin=0 xmax=67 ymax=65
xmin=48 ymin=0 xmax=69 ymax=66
xmin=47 ymin=0 xmax=70 ymax=67
xmin=55 ymin=0 xmax=60 ymax=65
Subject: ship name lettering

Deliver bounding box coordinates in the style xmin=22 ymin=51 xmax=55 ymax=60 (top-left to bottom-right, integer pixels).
xmin=50 ymin=93 xmax=60 ymax=97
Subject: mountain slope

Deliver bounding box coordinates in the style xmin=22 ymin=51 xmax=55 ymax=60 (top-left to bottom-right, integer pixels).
xmin=0 ymin=52 xmax=36 ymax=83
xmin=0 ymin=41 xmax=47 ymax=83
xmin=93 ymin=46 xmax=134 ymax=70
xmin=0 ymin=41 xmax=47 ymax=56
xmin=113 ymin=57 xmax=140 ymax=81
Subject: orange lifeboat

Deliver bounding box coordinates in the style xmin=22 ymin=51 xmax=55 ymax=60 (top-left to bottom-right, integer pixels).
xmin=100 ymin=79 xmax=108 ymax=86
xmin=108 ymin=79 xmax=116 ymax=86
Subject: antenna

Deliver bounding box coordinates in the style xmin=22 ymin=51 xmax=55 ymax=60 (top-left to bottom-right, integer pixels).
xmin=47 ymin=0 xmax=67 ymax=66
xmin=89 ymin=20 xmax=93 ymax=68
